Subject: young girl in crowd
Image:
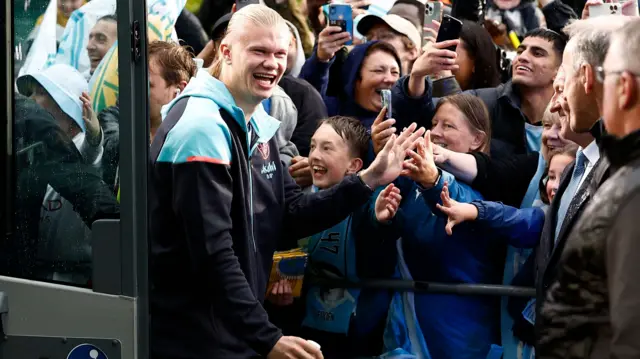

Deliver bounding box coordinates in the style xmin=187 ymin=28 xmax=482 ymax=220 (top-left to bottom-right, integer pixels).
xmin=541 ymin=145 xmax=578 ymax=205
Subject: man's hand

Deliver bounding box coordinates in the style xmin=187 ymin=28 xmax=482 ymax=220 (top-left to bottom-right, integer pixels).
xmin=289 ymin=156 xmax=313 ymax=188
xmin=345 ymin=0 xmax=371 ymax=18
xmin=371 ymin=107 xmax=396 ymax=155
xmin=621 ymin=0 xmax=639 ymax=16
xmin=266 ymin=279 xmax=294 ymax=306
xmin=268 ymin=336 xmax=324 ymax=359
xmin=435 ymin=182 xmax=479 ymax=235
xmin=317 ymin=26 xmax=351 ymax=62
xmin=580 ymin=0 xmax=638 ymax=18
xmin=80 ymin=92 xmax=101 ymax=146
xmin=401 ymin=131 xmax=440 ymax=188
xmin=360 ymin=123 xmax=426 ymax=189
xmin=375 ymin=183 xmax=402 ymax=223
xmin=582 ymin=0 xmax=605 ymax=19
xmin=411 ymin=40 xmax=460 ymax=79
xmin=422 ymin=20 xmax=440 ymax=50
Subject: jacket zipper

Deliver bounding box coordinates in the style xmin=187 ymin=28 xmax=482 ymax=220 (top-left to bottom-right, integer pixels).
xmin=247 ymin=125 xmax=258 ymax=254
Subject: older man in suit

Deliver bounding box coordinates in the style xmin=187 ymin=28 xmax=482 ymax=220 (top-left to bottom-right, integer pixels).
xmin=534 ymin=15 xmax=635 ymax=344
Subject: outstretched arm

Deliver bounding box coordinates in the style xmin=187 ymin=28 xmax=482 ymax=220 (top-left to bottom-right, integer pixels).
xmin=282 ymin=120 xmax=426 ymax=243
xmin=436 ymin=191 xmax=545 ymax=248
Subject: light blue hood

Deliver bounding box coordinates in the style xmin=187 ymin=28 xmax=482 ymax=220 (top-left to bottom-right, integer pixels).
xmin=161 ymin=69 xmax=281 ymax=139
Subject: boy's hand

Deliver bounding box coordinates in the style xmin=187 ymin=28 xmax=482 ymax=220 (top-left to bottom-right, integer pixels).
xmin=375 ymin=184 xmax=402 ymax=223
xmin=435 ymin=182 xmax=479 ymax=235
xmin=371 ymin=107 xmax=396 ymax=155
xmin=290 ymin=156 xmax=313 ymax=188
xmin=359 ymin=123 xmax=426 ymax=189
xmin=266 ymin=279 xmax=294 ymax=306
xmin=401 ymin=131 xmax=440 ymax=188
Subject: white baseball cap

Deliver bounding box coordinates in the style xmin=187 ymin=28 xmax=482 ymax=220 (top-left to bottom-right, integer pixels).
xmin=357 ymin=13 xmax=422 ymax=50
xmin=17 ymin=64 xmax=89 ymax=132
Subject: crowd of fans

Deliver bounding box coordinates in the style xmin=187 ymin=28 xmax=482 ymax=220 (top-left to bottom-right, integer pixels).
xmin=7 ymin=0 xmax=640 ymax=358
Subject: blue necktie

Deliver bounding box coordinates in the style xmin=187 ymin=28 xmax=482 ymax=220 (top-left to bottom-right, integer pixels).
xmin=555 ymin=149 xmax=588 ymax=243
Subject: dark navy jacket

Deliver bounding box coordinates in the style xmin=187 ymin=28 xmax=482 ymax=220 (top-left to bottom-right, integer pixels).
xmin=300 ymin=41 xmax=402 ymax=132
xmin=148 ymin=70 xmax=375 ymax=358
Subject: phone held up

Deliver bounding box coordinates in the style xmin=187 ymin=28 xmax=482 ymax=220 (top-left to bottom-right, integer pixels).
xmin=424 ymin=1 xmax=444 ymax=32
xmin=328 ymin=3 xmax=353 ymax=45
xmin=380 ymin=89 xmax=392 ymax=119
xmin=589 ymin=2 xmax=623 ymax=17
xmin=435 ymin=15 xmax=463 ymax=52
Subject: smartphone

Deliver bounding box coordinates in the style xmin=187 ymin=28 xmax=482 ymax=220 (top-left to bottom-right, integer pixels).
xmin=235 ymin=0 xmax=260 ymax=10
xmin=436 ymin=15 xmax=463 ymax=52
xmin=328 ymin=4 xmax=353 ymax=45
xmin=589 ymin=3 xmax=622 ymax=17
xmin=380 ymin=89 xmax=392 ymax=119
xmin=424 ymin=1 xmax=444 ymax=33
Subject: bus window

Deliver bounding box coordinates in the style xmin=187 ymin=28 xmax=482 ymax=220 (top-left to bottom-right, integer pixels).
xmin=5 ymin=0 xmax=120 ymax=287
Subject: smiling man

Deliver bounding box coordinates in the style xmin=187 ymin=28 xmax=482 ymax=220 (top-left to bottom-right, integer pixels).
xmin=86 ymin=14 xmax=117 ymax=76
xmin=394 ymin=28 xmax=566 ymax=158
xmin=148 ymin=4 xmax=422 ymax=359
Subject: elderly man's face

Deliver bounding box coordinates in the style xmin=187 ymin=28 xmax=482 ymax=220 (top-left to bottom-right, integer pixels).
xmin=602 ymin=36 xmax=637 ymax=137
xmin=562 ymin=44 xmax=602 ymax=134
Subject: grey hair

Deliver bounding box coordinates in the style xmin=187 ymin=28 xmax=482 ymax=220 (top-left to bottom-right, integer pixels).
xmin=563 ymin=16 xmax=634 ymax=71
xmin=610 ymin=18 xmax=640 ymax=72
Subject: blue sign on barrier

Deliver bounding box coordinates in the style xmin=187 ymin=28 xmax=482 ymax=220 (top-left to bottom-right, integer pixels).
xmin=67 ymin=343 xmax=109 ymax=359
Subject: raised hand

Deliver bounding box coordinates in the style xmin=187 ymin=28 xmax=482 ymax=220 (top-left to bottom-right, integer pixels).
xmin=582 ymin=0 xmax=606 ymax=19
xmin=411 ymin=40 xmax=460 ymax=79
xmin=80 ymin=92 xmax=101 ymax=146
xmin=317 ymin=26 xmax=352 ymax=62
xmin=422 ymin=20 xmax=441 ymax=49
xmin=375 ymin=183 xmax=402 ymax=222
xmin=371 ymin=107 xmax=396 ymax=155
xmin=621 ymin=0 xmax=639 ymax=16
xmin=360 ymin=123 xmax=426 ymax=189
xmin=435 ymin=182 xmax=479 ymax=235
xmin=401 ymin=130 xmax=440 ymax=188
xmin=345 ymin=0 xmax=372 ymax=17
xmin=289 ymin=156 xmax=313 ymax=188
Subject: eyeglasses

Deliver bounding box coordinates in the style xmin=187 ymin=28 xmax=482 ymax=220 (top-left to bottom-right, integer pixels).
xmin=595 ymin=66 xmax=640 ymax=83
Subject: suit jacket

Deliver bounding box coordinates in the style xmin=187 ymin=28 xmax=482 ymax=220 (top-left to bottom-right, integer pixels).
xmin=534 ymin=156 xmax=604 ymax=337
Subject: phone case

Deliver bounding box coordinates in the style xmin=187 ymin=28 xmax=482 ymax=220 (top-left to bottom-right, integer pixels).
xmin=425 ymin=1 xmax=443 ymax=30
xmin=328 ymin=4 xmax=353 ymax=45
xmin=589 ymin=3 xmax=622 ymax=17
xmin=381 ymin=89 xmax=392 ymax=118
xmin=436 ymin=15 xmax=463 ymax=51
